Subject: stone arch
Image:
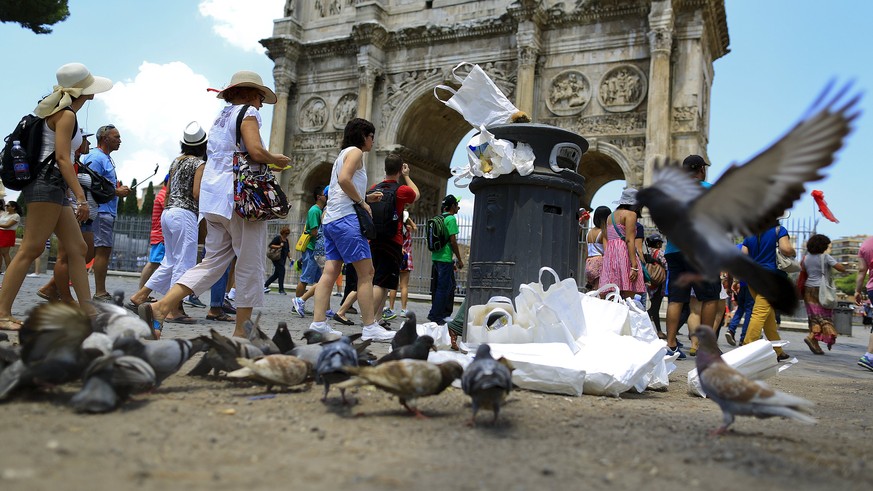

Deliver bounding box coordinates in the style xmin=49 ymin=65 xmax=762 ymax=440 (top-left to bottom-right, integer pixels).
xmin=289 ymin=155 xmax=335 ymax=220
xmin=577 ymin=140 xmax=635 ymax=209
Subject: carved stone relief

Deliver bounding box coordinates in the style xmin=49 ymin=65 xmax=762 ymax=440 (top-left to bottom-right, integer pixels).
xmin=540 ymin=113 xmax=647 ymax=137
xmin=546 ymin=70 xmax=590 ymax=116
xmin=333 ymin=94 xmax=358 ymax=129
xmin=597 ymin=65 xmax=647 ymax=112
xmin=292 ymin=132 xmax=342 ymax=151
xmin=313 ymin=0 xmax=354 ymax=18
xmin=672 ymin=105 xmax=698 ymax=133
xmin=299 ymin=97 xmax=328 ymax=132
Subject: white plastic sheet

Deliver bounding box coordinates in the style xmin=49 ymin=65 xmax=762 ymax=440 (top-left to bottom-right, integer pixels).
xmin=489 ymin=343 xmax=586 ymax=396
xmin=687 ymin=339 xmax=793 ymax=397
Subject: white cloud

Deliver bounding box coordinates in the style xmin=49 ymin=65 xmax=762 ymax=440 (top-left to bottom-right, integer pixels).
xmin=95 ymin=61 xmax=223 ymax=188
xmin=198 ymin=0 xmax=284 ymax=53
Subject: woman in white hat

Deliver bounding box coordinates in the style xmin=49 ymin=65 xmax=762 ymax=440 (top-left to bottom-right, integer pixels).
xmin=0 ymin=63 xmax=112 ymax=330
xmin=129 ymin=122 xmax=209 ymax=327
xmin=138 ymin=71 xmax=291 ymax=338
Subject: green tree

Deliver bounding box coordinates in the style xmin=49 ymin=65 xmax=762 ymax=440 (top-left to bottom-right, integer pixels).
xmin=835 ymin=271 xmax=857 ymax=296
xmin=0 ymin=0 xmax=69 ymax=34
xmin=122 ymin=178 xmax=139 ymax=216
xmin=140 ymin=182 xmax=156 ymax=217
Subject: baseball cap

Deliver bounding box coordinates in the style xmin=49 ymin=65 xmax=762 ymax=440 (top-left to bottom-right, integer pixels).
xmin=682 ymin=154 xmax=710 ymax=170
xmin=442 ymin=195 xmax=460 ymax=209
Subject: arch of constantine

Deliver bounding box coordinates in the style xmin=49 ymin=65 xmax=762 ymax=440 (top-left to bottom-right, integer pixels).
xmin=263 ymin=0 xmax=729 ymax=217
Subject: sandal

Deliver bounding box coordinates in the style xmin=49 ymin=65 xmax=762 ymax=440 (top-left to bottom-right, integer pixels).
xmin=165 ymin=315 xmax=198 ymax=325
xmin=206 ymin=312 xmax=235 ymax=322
xmin=92 ymin=292 xmax=113 ymax=303
xmin=137 ymin=303 xmax=162 ymax=339
xmin=37 ymin=289 xmax=60 ymax=302
xmin=0 ymin=317 xmax=23 ymax=331
xmin=804 ymin=337 xmax=824 ymax=355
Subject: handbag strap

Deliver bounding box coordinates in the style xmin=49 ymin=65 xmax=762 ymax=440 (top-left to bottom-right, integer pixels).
xmin=235 ymin=104 xmax=251 ymax=149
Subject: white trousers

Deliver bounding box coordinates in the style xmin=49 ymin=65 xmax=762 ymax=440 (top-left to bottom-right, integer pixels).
xmin=146 ymin=207 xmax=198 ymax=295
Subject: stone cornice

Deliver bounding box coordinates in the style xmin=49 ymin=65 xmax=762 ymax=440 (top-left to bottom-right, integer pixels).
xmin=543 ymin=0 xmax=650 ymax=27
xmin=352 ymin=22 xmax=390 ymax=49
xmin=261 ymin=36 xmax=301 ymax=63
xmin=675 ymin=0 xmax=730 ymax=60
xmin=387 ymin=14 xmax=516 ymax=49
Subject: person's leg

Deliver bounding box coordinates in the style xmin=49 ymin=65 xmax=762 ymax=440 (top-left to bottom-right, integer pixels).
xmin=207 ymin=265 xmax=233 ymax=320
xmin=712 ymin=299 xmax=727 ymax=337
xmin=0 ymin=248 xmax=11 ymax=272
xmin=665 ymin=301 xmax=685 ymax=349
xmin=91 ymin=212 xmax=116 ymax=297
xmin=428 ymin=261 xmax=454 ymax=324
xmin=264 ymin=261 xmax=280 ymax=288
xmin=336 ymin=290 xmax=357 ymax=318
xmin=313 ymin=259 xmax=342 ymax=322
xmin=225 ymin=215 xmax=267 ymax=337
xmin=353 ymin=258 xmax=377 ymax=326
xmin=52 ymin=207 xmax=90 ymax=307
xmin=399 ymin=270 xmax=410 ymax=311
xmin=738 ymin=286 xmax=755 ymax=343
xmin=388 ymin=288 xmax=397 ymax=311
xmin=276 ymin=261 xmax=286 ymax=293
xmin=743 ymin=288 xmax=784 ymax=356
xmin=139 ymin=259 xmax=160 ymax=289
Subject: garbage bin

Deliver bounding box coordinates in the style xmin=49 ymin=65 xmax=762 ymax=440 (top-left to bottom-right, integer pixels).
xmin=833 ymin=301 xmax=853 ymax=336
xmin=465 ymin=123 xmax=587 ymax=334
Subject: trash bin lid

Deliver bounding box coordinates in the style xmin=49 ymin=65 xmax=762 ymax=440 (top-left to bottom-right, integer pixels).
xmin=486 ymin=123 xmax=588 ymax=173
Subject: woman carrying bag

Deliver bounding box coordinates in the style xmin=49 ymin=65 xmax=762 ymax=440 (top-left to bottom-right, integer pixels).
xmin=799 ymin=234 xmax=846 ymax=354
xmin=264 ymin=226 xmax=290 ymax=294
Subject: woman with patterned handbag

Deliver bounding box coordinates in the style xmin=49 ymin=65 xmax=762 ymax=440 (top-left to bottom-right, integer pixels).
xmin=138 ymin=70 xmax=291 ymax=338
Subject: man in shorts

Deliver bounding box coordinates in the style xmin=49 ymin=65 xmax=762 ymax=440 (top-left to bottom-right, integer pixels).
xmin=293 ymin=185 xmax=327 ymax=316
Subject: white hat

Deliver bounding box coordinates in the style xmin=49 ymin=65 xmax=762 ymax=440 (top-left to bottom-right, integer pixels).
xmin=215 ymin=70 xmax=277 ymax=104
xmin=55 ymin=63 xmax=113 ymax=95
xmin=181 ymin=121 xmax=207 ymax=146
xmin=614 ymin=187 xmax=638 ymax=206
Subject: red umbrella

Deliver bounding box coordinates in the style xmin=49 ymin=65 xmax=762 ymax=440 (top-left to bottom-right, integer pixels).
xmin=811 ymin=189 xmax=839 ymax=223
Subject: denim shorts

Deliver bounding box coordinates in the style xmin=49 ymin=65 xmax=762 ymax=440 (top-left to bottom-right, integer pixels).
xmin=21 ymin=165 xmax=66 ymax=205
xmin=93 ymin=212 xmax=116 ymax=248
xmin=148 ymin=242 xmax=165 ymax=263
xmin=323 ymin=214 xmax=371 ymax=264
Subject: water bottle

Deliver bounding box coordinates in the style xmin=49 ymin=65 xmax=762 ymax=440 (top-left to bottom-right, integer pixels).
xmin=10 ymin=141 xmax=30 ymax=181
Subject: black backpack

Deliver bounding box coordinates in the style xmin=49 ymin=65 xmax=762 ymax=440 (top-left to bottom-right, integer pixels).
xmin=426 ymin=213 xmax=450 ymax=251
xmin=0 ymin=108 xmax=76 ymax=191
xmin=368 ymin=181 xmax=400 ymax=241
xmin=77 ymin=162 xmax=115 ymax=204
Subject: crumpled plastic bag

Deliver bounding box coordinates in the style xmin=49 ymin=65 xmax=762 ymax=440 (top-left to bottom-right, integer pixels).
xmin=452 ymin=126 xmax=536 ymax=187
xmin=416 ymin=322 xmax=453 ymax=351
xmin=488 ymin=343 xmax=586 ymax=396
xmin=687 ymin=339 xmax=795 ymax=397
xmin=433 ymin=62 xmax=522 ymax=128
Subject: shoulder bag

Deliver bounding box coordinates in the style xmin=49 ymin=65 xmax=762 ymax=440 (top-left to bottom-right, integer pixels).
xmin=818 ymin=254 xmax=838 ymax=309
xmin=774 ymin=226 xmax=800 ymax=273
xmin=294 ymin=229 xmax=311 ymax=252
xmin=267 ymin=245 xmax=282 ymax=262
xmin=232 ymin=105 xmax=289 ymax=221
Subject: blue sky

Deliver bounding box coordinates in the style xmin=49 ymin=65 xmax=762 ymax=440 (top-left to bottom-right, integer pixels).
xmin=1 ymin=1 xmax=870 ymax=239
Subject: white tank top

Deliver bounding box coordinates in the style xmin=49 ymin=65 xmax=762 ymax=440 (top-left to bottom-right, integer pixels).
xmin=323 ymin=146 xmax=368 ymax=225
xmin=39 ymin=113 xmax=82 ymax=163
xmin=587 ymin=230 xmax=604 ymax=257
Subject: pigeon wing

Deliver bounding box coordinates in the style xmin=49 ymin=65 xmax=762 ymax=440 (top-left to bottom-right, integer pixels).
xmin=691 ymin=83 xmax=860 ymax=236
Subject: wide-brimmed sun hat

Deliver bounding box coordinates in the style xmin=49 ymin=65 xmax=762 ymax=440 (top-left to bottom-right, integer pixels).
xmin=614 ymin=188 xmax=638 ymax=206
xmin=181 ymin=121 xmax=207 ymax=146
xmin=215 ymin=70 xmax=277 ymax=105
xmin=34 ymin=63 xmax=113 ymax=118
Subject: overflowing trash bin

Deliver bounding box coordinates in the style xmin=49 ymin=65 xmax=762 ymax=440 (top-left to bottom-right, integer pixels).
xmin=833 ymin=301 xmax=854 ymax=336
xmin=465 ymin=123 xmax=587 ymax=321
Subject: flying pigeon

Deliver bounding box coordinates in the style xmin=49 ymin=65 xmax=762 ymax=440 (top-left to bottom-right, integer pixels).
xmin=227 ymin=355 xmax=311 ymax=391
xmin=637 ymin=83 xmax=860 ymax=314
xmin=315 ymin=336 xmax=358 ymax=403
xmin=376 ymin=335 xmax=435 ymax=365
xmin=391 ymin=312 xmax=418 ymax=351
xmin=694 ymin=326 xmax=815 ymax=435
xmin=337 ymin=360 xmax=463 ymax=418
xmin=461 ymin=344 xmax=513 ymax=426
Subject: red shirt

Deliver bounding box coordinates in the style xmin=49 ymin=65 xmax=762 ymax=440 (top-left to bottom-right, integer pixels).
xmin=149 ymin=186 xmax=167 ymax=245
xmin=371 ymin=179 xmax=416 ymax=245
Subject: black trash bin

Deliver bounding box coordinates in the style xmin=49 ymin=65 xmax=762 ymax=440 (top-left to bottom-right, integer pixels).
xmin=833 ymin=301 xmax=854 ymax=336
xmin=464 ymin=123 xmax=587 ymax=336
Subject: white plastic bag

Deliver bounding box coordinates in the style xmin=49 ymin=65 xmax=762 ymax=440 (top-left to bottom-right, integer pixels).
xmin=489 ymin=343 xmax=586 ymax=396
xmin=512 ymin=142 xmax=535 ymax=176
xmin=687 ymin=339 xmax=793 ymax=397
xmin=452 ymin=126 xmax=529 ymax=188
xmin=579 ymin=284 xmax=631 ymax=338
xmin=625 ymin=298 xmax=658 ymax=342
xmin=517 ymin=267 xmax=587 ymax=340
xmin=466 ymin=296 xmax=534 ymax=345
xmin=574 ymin=332 xmax=666 ymax=396
xmin=515 ymin=283 xmax=580 ymax=353
xmin=416 ymin=322 xmax=453 ymax=351
xmin=434 ymin=62 xmax=521 ymax=128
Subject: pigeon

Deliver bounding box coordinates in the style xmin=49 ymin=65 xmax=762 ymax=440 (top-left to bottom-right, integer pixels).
xmin=242 ymin=314 xmax=281 ymax=355
xmin=337 ymin=360 xmax=464 ymax=418
xmin=303 ymin=330 xmax=362 ymax=345
xmin=376 ymin=335 xmax=435 ymax=365
xmin=272 ymin=322 xmax=295 ymax=353
xmin=636 ymin=83 xmax=860 ymax=314
xmin=315 ymin=336 xmax=358 ymax=403
xmin=0 ymin=331 xmax=8 ymax=342
xmin=461 ymin=344 xmax=513 ymax=426
xmin=694 ymin=325 xmax=815 ymax=435
xmin=288 ymin=343 xmax=323 ymax=368
xmin=90 ymin=298 xmax=154 ymax=341
xmin=227 ymin=355 xmax=311 ymax=391
xmin=0 ymin=303 xmax=94 ymax=400
xmin=70 ymin=353 xmax=156 ymax=413
xmin=113 ymin=335 xmax=205 ymax=386
xmin=391 ymin=312 xmax=418 ymax=351
xmin=187 ymin=329 xmax=264 ymax=376
xmin=0 ymin=342 xmax=20 ymax=372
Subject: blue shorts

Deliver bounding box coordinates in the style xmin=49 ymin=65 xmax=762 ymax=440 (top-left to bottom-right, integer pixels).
xmin=149 ymin=243 xmax=165 ymax=263
xmin=80 ymin=220 xmax=94 ymax=233
xmin=323 ymin=214 xmax=371 ymax=264
xmin=299 ymin=248 xmax=322 ymax=284
xmin=93 ymin=212 xmax=115 ymax=248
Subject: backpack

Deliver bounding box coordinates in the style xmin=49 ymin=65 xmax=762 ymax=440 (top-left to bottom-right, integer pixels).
xmin=368 ymin=181 xmax=400 ymax=241
xmin=426 ymin=213 xmax=450 ymax=252
xmin=0 ymin=108 xmax=76 ymax=191
xmin=77 ymin=162 xmax=115 ymax=204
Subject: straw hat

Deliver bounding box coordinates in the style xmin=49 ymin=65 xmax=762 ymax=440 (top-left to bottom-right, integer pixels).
xmin=56 ymin=63 xmax=113 ymax=95
xmin=181 ymin=121 xmax=207 ymax=146
xmin=215 ymin=71 xmax=277 ymax=104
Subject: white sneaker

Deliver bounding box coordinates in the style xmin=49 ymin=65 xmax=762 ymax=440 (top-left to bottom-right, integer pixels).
xmin=400 ymin=309 xmax=408 ymax=318
xmin=27 ymin=273 xmax=41 ymax=277
xmin=362 ymin=323 xmax=396 ymax=342
xmin=308 ymin=322 xmax=342 ymax=336
xmin=227 ymin=288 xmax=236 ymax=301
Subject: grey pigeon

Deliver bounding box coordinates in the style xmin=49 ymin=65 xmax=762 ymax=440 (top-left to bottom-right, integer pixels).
xmin=694 ymin=326 xmax=815 ymax=435
xmin=272 ymin=322 xmax=295 ymax=353
xmin=391 ymin=312 xmax=418 ymax=351
xmin=288 ymin=343 xmax=323 ymax=368
xmin=303 ymin=330 xmax=362 ymax=345
xmin=461 ymin=344 xmax=513 ymax=426
xmin=90 ymin=298 xmax=154 ymax=340
xmin=637 ymin=83 xmax=860 ymax=314
xmin=0 ymin=303 xmax=93 ymax=400
xmin=337 ymin=360 xmax=464 ymax=418
xmin=227 ymin=355 xmax=311 ymax=391
xmin=71 ymin=353 xmax=156 ymax=413
xmin=113 ymin=335 xmax=205 ymax=386
xmin=376 ymin=335 xmax=435 ymax=365
xmin=315 ymin=336 xmax=358 ymax=403
xmin=0 ymin=342 xmax=20 ymax=372
xmin=243 ymin=314 xmax=281 ymax=355
xmin=188 ymin=329 xmax=264 ymax=376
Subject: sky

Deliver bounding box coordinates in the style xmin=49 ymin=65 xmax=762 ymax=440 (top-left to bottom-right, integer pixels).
xmin=1 ymin=1 xmax=870 ymax=239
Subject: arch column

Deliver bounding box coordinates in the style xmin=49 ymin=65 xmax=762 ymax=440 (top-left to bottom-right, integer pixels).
xmin=644 ymin=0 xmax=674 ymax=186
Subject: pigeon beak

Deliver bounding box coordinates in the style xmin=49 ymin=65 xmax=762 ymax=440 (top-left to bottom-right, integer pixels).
xmin=430 ymin=345 xmax=438 ymax=352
